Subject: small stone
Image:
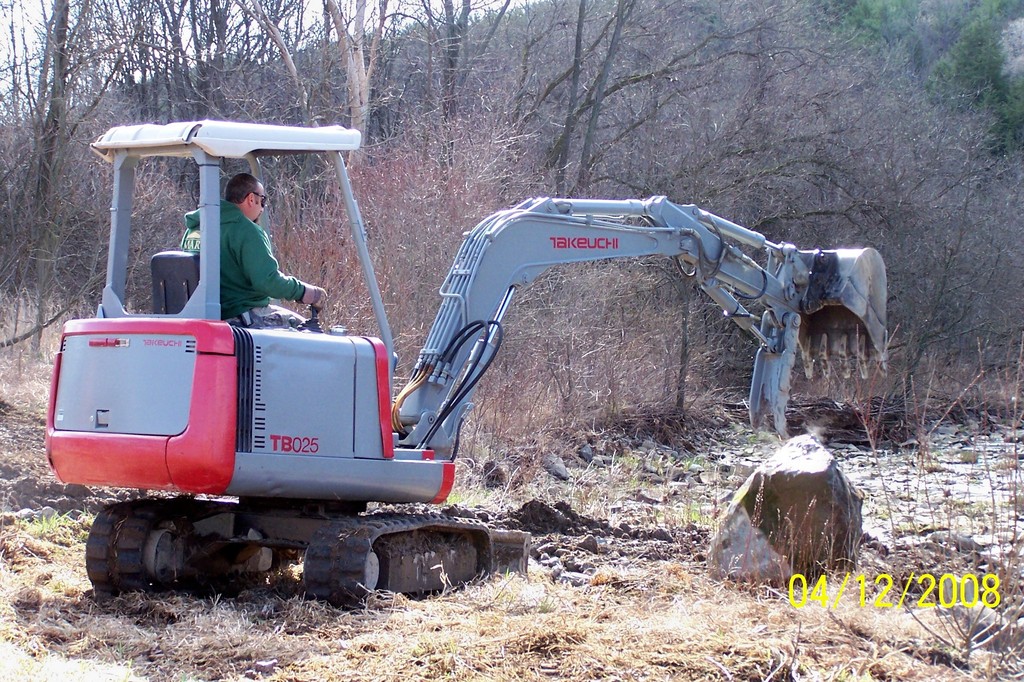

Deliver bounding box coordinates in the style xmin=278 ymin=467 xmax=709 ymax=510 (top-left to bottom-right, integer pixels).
xmin=927 ymin=531 xmax=984 ymax=554
xmin=667 ymin=467 xmax=689 ymax=482
xmin=16 ymin=507 xmax=57 ymax=521
xmin=534 ymin=541 xmax=557 ymax=556
xmin=577 ymin=534 xmax=600 ymax=553
xmin=644 ymin=473 xmax=666 ymax=485
xmin=543 ymin=454 xmax=570 ymax=481
xmin=559 ymin=571 xmax=590 ymax=587
xmin=578 ymin=444 xmax=595 ymax=463
xmin=651 ymin=528 xmax=673 ymax=542
xmin=253 ymin=660 xmax=278 ymax=674
xmin=545 ymin=552 xmax=561 ymax=565
xmin=445 ymin=506 xmax=478 ymax=520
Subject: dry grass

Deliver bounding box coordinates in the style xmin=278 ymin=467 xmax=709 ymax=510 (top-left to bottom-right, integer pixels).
xmin=0 ymin=341 xmax=1020 ymax=680
xmin=0 ymin=519 xmax=984 ymax=682
xmin=0 ymin=348 xmax=55 ymax=419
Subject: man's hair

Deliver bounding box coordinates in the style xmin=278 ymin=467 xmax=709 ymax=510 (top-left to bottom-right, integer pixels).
xmin=225 ymin=173 xmax=261 ymax=204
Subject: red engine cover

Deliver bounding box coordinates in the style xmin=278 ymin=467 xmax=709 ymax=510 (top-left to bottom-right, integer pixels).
xmin=46 ymin=318 xmax=237 ymax=494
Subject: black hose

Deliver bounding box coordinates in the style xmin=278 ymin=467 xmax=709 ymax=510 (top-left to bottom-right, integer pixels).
xmin=440 ymin=320 xmax=488 ymax=363
xmin=418 ymin=320 xmax=504 ymax=451
xmin=699 ymin=219 xmax=725 ymax=279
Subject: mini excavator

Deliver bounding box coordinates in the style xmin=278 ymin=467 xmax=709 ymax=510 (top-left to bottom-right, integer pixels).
xmin=45 ymin=121 xmax=887 ymax=606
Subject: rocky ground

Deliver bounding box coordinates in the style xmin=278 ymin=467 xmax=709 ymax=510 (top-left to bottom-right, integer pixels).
xmin=0 ymin=396 xmax=1022 ymax=680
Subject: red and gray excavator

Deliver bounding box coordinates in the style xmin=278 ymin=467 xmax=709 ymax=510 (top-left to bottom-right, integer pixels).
xmin=45 ymin=121 xmax=887 ymax=606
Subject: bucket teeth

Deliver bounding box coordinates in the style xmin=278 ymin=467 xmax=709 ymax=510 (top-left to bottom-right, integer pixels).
xmin=817 ymin=333 xmax=831 ymax=376
xmin=796 ymin=246 xmax=886 ymax=380
xmin=799 ymin=327 xmax=876 ymax=380
xmin=801 ymin=340 xmax=814 ymax=379
xmin=830 ymin=331 xmax=850 ymax=378
xmin=853 ymin=330 xmax=869 ymax=379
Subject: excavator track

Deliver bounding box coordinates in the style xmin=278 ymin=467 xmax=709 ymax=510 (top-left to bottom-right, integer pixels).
xmin=86 ymin=498 xmax=248 ymax=597
xmin=87 ymin=500 xmax=157 ymax=597
xmin=87 ymin=500 xmax=530 ymax=606
xmin=302 ymin=513 xmax=529 ymax=608
xmin=302 ymin=521 xmax=378 ymax=607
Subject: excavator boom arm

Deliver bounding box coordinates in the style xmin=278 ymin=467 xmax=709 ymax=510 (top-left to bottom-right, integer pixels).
xmin=396 ymin=196 xmax=886 ymax=453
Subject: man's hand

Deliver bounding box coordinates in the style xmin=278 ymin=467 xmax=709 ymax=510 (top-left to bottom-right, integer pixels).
xmin=301 ymin=284 xmax=327 ymax=310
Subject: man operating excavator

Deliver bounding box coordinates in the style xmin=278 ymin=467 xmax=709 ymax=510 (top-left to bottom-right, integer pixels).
xmin=180 ymin=172 xmax=327 ymax=328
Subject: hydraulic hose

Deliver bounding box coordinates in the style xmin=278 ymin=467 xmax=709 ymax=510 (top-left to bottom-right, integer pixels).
xmin=391 ymin=366 xmax=432 ymax=435
xmin=417 ymin=320 xmax=503 ymax=451
xmin=390 ymin=321 xmax=494 ymax=438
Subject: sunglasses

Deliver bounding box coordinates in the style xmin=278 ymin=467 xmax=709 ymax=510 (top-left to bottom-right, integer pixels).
xmin=251 ymin=192 xmax=268 ymax=207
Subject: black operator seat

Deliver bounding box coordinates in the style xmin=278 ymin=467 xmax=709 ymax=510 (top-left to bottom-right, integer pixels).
xmin=151 ymin=250 xmax=200 ymax=314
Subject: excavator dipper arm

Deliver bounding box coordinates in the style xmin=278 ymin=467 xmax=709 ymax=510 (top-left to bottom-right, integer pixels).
xmin=394 ymin=196 xmax=886 ymax=453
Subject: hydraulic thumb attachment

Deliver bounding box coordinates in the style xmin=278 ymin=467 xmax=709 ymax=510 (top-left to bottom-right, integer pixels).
xmin=395 ymin=197 xmax=887 ymax=451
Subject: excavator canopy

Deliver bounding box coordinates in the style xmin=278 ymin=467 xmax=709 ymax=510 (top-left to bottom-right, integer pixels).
xmin=90 ymin=120 xmax=361 ymax=161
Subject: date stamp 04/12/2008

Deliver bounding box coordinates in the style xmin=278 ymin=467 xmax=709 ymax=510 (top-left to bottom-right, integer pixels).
xmin=788 ymin=572 xmax=1001 ymax=610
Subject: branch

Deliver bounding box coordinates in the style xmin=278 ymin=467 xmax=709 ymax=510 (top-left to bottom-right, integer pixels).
xmin=0 ymin=273 xmax=103 ymax=349
xmin=233 ymin=0 xmax=311 ymax=124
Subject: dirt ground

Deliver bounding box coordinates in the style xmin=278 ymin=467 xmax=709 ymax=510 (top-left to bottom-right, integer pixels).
xmin=0 ymin=398 xmax=1019 ymax=681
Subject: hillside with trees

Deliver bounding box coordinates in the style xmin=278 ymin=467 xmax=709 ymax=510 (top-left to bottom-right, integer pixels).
xmin=3 ymin=0 xmax=1024 ymax=444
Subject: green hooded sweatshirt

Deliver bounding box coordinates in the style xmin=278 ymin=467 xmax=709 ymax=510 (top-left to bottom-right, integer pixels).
xmin=181 ymin=201 xmax=305 ymax=319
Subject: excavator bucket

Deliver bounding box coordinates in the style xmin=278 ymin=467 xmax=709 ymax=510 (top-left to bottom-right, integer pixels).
xmin=797 ymin=248 xmax=887 ymax=379
xmin=748 ymin=247 xmax=886 ymax=436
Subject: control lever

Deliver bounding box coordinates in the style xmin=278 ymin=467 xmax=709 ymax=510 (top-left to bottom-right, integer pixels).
xmin=299 ymin=306 xmax=324 ymax=333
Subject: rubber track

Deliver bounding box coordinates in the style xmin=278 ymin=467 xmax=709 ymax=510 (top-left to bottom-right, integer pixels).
xmin=85 ymin=502 xmax=124 ymax=597
xmin=89 ymin=502 xmax=506 ymax=606
xmin=86 ymin=500 xmax=163 ymax=596
xmin=86 ymin=498 xmax=229 ymax=597
xmin=302 ymin=513 xmax=492 ymax=608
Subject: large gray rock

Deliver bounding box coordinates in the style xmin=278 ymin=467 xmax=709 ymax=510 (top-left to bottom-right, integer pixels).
xmin=709 ymin=435 xmax=863 ymax=584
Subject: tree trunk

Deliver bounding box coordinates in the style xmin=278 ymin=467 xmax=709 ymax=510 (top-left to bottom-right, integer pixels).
xmin=326 ymin=0 xmax=388 ymax=166
xmin=674 ymin=272 xmax=692 ymax=412
xmin=438 ymin=0 xmax=470 ymax=167
xmin=236 ymin=0 xmax=311 ymax=122
xmin=551 ymin=0 xmax=587 ymax=195
xmin=31 ymin=0 xmax=72 ymax=353
xmin=576 ymin=0 xmax=634 ymax=192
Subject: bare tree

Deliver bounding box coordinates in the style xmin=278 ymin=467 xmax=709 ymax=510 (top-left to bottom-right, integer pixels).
xmin=325 ymin=0 xmax=390 ymax=159
xmin=234 ymin=0 xmax=312 ymax=122
xmin=574 ymin=0 xmax=635 ymax=191
xmin=548 ymin=0 xmax=588 ymax=195
xmin=15 ymin=0 xmax=136 ymax=349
